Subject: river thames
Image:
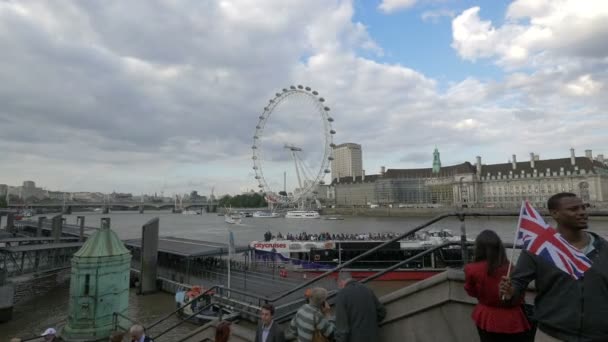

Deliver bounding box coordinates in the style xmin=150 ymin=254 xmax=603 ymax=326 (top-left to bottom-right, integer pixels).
xmin=3 ymin=211 xmax=607 ymax=339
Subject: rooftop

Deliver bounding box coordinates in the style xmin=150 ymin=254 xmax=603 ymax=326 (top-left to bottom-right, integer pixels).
xmin=480 ymin=157 xmax=608 ymax=177
xmin=123 ymin=236 xmax=249 ymax=258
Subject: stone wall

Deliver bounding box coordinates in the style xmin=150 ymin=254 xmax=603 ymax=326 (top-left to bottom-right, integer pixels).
xmin=12 ymin=268 xmax=71 ymax=305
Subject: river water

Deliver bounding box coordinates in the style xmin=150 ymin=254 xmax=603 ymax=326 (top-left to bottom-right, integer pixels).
xmin=3 ymin=211 xmax=607 ymax=340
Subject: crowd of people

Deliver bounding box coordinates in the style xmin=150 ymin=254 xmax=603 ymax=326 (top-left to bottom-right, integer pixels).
xmin=263 ymin=230 xmax=398 ymax=242
xmin=251 ymin=273 xmax=386 ymax=342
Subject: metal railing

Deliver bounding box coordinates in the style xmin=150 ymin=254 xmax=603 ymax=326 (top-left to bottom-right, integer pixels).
xmin=131 ymin=210 xmax=608 ymax=340
xmin=143 ymin=212 xmax=470 ymax=339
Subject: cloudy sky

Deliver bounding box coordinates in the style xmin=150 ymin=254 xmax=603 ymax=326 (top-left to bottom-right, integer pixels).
xmin=0 ymin=0 xmax=606 ymax=196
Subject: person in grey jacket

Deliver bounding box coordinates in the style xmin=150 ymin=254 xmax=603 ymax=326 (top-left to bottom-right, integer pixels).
xmin=255 ymin=304 xmax=285 ymax=342
xmin=334 ymin=273 xmax=386 ymax=342
xmin=500 ymin=192 xmax=608 ymax=341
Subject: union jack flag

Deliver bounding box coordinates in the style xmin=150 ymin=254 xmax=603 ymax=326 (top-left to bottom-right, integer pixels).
xmin=515 ymin=200 xmax=592 ymax=280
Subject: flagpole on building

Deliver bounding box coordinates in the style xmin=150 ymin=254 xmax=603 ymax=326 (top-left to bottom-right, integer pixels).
xmin=506 ymin=200 xmax=525 ymax=277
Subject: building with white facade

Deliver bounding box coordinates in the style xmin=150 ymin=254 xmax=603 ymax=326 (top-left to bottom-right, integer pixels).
xmin=331 ymin=148 xmax=608 ymax=209
xmin=469 ymin=149 xmax=608 ymax=208
xmin=331 ymin=143 xmax=363 ymax=181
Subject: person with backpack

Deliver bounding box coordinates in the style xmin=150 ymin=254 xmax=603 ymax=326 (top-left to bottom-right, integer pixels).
xmin=289 ymin=287 xmax=335 ymax=342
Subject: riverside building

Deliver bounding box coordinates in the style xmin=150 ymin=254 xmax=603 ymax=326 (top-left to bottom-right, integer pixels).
xmin=331 ymin=148 xmax=608 ymax=209
xmin=331 ymin=143 xmax=363 ymax=180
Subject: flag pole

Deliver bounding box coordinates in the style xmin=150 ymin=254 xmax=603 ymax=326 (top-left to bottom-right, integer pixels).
xmin=506 ymin=200 xmax=525 ymax=277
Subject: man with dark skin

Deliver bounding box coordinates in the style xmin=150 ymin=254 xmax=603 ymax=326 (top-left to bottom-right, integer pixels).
xmin=499 ymin=193 xmax=608 ymax=341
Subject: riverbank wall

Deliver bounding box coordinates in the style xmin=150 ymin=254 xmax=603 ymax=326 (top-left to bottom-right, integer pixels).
xmin=320 ymin=207 xmax=608 ymax=218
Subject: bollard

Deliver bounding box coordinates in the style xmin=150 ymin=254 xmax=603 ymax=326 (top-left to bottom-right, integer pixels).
xmin=140 ymin=218 xmax=159 ymax=295
xmin=77 ymin=216 xmax=85 ymax=242
xmin=37 ymin=216 xmax=46 ymax=237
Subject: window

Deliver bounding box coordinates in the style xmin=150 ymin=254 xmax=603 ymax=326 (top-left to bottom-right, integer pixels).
xmin=84 ymin=274 xmax=90 ymax=296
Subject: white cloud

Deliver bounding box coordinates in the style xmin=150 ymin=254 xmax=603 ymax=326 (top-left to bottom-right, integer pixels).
xmin=378 ymin=0 xmax=417 ymax=14
xmin=452 ymin=1 xmax=608 ymax=67
xmin=565 ymin=74 xmax=602 ymax=96
xmin=0 ymin=0 xmax=606 ymax=196
xmin=421 ymin=9 xmax=455 ymax=23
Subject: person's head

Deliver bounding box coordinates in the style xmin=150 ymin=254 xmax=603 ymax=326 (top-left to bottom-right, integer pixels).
xmin=129 ymin=325 xmax=145 ymax=340
xmin=473 ymin=230 xmax=507 ymax=276
xmin=548 ymin=192 xmax=589 ymax=230
xmin=260 ymin=303 xmax=274 ymax=325
xmin=309 ymin=287 xmax=328 ymax=308
xmin=41 ymin=328 xmax=56 ymax=341
xmin=215 ymin=321 xmax=231 ymax=342
xmin=337 ymin=272 xmax=353 ymax=289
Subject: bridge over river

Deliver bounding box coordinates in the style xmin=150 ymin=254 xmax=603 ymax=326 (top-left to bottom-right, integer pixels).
xmin=6 ymin=200 xmax=219 ymax=214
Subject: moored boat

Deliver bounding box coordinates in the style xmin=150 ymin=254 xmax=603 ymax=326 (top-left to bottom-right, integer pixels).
xmin=250 ymin=229 xmax=474 ymax=280
xmin=175 ymin=286 xmax=238 ymax=324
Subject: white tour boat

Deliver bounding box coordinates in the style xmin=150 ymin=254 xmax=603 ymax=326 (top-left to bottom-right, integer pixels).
xmin=252 ymin=211 xmax=281 ymax=218
xmin=285 ymin=210 xmax=320 ymax=219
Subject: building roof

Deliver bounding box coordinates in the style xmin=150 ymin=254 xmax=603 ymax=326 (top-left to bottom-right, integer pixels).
xmin=0 ymin=236 xmax=80 ymax=243
xmin=479 ymin=157 xmax=608 ymax=177
xmin=124 ymin=236 xmax=249 ymax=258
xmin=73 ymin=226 xmax=129 ymax=258
xmin=384 ymin=162 xmax=476 ymax=179
xmin=0 ymin=242 xmax=83 ymax=253
xmin=334 ymin=143 xmax=361 ymax=149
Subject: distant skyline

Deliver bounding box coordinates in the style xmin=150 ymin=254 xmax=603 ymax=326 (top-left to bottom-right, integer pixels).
xmin=0 ymin=0 xmax=606 ymax=195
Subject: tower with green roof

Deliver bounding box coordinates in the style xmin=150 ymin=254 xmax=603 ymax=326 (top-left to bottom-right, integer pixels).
xmin=432 ymin=147 xmax=441 ymax=174
xmin=62 ymin=218 xmax=131 ymax=341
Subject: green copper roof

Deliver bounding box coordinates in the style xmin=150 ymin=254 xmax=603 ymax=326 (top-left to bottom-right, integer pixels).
xmin=74 ymin=226 xmax=129 ymax=258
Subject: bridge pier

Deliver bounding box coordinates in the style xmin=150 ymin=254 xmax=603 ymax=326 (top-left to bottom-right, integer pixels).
xmin=63 ymin=206 xmax=72 ymax=215
xmin=139 ymin=217 xmax=159 ymax=295
xmin=139 ymin=205 xmax=144 ymax=214
xmin=0 ymin=269 xmax=14 ymax=323
xmin=51 ymin=214 xmax=62 ymax=242
xmin=6 ymin=213 xmax=14 ymax=233
xmin=37 ymin=216 xmax=46 ymax=237
xmin=77 ymin=216 xmax=85 ymax=242
xmin=102 ymin=206 xmax=109 ymax=214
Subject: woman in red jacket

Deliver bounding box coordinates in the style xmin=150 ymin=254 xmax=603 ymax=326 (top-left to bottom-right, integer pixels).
xmin=464 ymin=230 xmax=533 ymax=342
